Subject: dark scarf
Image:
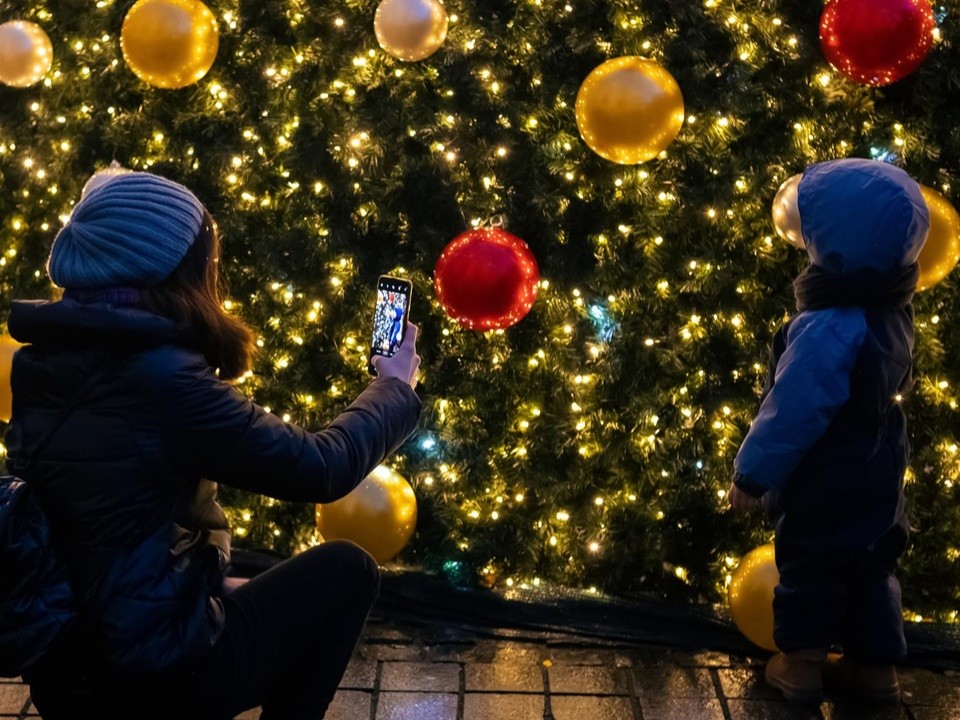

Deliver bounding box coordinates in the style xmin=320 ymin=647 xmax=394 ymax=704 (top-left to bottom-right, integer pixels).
xmin=794 ymin=263 xmax=919 ymax=312
xmin=63 ymin=286 xmax=143 ymax=308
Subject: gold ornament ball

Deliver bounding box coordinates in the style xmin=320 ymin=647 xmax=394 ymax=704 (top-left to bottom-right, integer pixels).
xmin=315 ymin=465 xmax=418 ymax=563
xmin=575 ymin=57 xmax=685 ymax=164
xmin=1 ymin=334 xmax=24 ymax=422
xmin=121 ymin=0 xmax=219 ymax=89
xmin=916 ymin=185 xmax=960 ymax=292
xmin=374 ymin=0 xmax=448 ymax=62
xmin=81 ymin=161 xmax=135 ymax=198
xmin=728 ymin=543 xmax=780 ymax=652
xmin=772 ymin=174 xmax=805 ymax=250
xmin=0 ymin=21 xmax=54 ymax=89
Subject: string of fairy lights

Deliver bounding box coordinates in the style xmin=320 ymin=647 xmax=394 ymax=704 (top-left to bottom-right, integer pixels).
xmin=1 ymin=0 xmax=959 ymax=620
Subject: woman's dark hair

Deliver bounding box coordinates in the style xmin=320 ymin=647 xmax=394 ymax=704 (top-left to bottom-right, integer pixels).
xmin=139 ymin=210 xmax=255 ymax=381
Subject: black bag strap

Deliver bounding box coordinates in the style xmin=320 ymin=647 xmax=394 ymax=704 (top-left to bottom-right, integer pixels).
xmin=14 ymin=355 xmax=126 ymax=474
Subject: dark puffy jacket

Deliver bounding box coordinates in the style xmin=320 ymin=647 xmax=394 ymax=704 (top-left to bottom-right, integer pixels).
xmin=733 ymin=159 xmax=925 ymax=498
xmin=738 ymin=308 xmax=912 ymax=514
xmin=3 ymin=298 xmax=421 ymax=670
xmin=732 ymin=306 xmax=912 ymax=500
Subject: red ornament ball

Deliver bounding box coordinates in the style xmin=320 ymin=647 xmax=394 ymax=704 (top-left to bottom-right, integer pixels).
xmin=820 ymin=0 xmax=935 ymax=87
xmin=434 ymin=228 xmax=539 ymax=331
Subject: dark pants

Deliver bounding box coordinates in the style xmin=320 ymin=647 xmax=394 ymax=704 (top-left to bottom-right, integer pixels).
xmin=772 ymin=454 xmax=908 ymax=665
xmin=28 ymin=540 xmax=380 ymax=720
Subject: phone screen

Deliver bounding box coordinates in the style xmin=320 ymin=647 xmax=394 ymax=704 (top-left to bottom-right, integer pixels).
xmin=370 ymin=276 xmax=412 ymax=370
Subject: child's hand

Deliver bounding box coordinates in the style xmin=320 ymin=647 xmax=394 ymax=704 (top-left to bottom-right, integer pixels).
xmin=728 ymin=483 xmax=761 ymax=512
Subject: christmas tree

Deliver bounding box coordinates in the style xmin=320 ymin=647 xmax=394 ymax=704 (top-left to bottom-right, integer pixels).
xmin=2 ymin=0 xmax=959 ymax=621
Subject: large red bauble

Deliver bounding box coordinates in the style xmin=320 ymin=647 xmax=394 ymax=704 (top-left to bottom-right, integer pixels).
xmin=434 ymin=228 xmax=539 ymax=331
xmin=820 ymin=0 xmax=935 ymax=87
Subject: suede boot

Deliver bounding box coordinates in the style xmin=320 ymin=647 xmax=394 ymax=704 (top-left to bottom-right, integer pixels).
xmin=764 ymin=648 xmax=826 ymax=703
xmin=822 ymin=653 xmax=900 ymax=703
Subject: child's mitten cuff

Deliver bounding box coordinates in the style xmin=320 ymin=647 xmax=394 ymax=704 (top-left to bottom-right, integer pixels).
xmin=732 ymin=471 xmax=766 ymax=498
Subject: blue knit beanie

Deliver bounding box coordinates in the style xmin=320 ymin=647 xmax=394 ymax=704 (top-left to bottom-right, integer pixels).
xmin=48 ymin=172 xmax=205 ymax=289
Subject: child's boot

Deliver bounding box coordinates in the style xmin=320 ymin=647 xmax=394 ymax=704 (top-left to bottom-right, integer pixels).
xmin=764 ymin=648 xmax=826 ymax=703
xmin=823 ymin=653 xmax=900 ymax=703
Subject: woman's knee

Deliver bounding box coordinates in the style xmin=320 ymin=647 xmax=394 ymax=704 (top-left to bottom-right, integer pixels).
xmin=304 ymin=540 xmax=380 ymax=599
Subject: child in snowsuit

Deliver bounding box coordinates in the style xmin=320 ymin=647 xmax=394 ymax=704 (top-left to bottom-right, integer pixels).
xmin=389 ymin=304 xmax=406 ymax=353
xmin=728 ymin=159 xmax=930 ymax=703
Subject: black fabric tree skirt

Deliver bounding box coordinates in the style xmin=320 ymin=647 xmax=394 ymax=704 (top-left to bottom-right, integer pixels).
xmin=230 ymin=550 xmax=960 ymax=671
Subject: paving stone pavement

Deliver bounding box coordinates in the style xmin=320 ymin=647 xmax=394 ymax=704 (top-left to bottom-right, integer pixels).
xmin=1 ymin=618 xmax=958 ymax=719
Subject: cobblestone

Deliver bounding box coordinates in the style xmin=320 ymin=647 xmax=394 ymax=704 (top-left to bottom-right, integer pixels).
xmin=547 ymin=664 xmax=628 ymax=695
xmin=379 ymin=662 xmax=460 ymax=693
xmin=463 ymin=693 xmax=543 ymax=720
xmin=726 ymin=700 xmax=821 ymax=720
xmin=641 ymin=697 xmax=726 ymax=720
xmin=340 ymin=660 xmax=378 ymax=690
xmin=375 ymin=692 xmax=458 ymax=720
xmin=634 ymin=666 xmax=715 ymax=698
xmin=4 ymin=619 xmax=958 ymax=719
xmin=550 ymin=695 xmax=635 ymax=720
xmin=0 ymin=683 xmax=29 ymax=716
xmin=464 ymin=662 xmax=543 ymax=693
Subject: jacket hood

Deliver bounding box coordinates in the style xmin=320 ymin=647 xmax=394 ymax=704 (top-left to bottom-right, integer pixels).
xmin=7 ymin=298 xmax=197 ymax=349
xmin=798 ymin=159 xmax=930 ymax=274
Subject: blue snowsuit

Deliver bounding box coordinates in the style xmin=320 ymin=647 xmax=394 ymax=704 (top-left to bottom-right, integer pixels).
xmin=733 ymin=159 xmax=930 ymax=664
xmin=388 ymin=306 xmax=404 ymax=352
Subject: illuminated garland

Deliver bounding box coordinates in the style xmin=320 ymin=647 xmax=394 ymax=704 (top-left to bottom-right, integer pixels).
xmin=0 ymin=0 xmax=958 ymax=621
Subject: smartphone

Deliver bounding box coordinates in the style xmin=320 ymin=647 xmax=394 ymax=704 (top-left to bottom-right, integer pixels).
xmin=368 ymin=275 xmax=413 ymax=375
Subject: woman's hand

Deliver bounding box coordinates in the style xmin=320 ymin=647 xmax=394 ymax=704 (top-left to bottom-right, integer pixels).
xmin=222 ymin=576 xmax=248 ymax=594
xmin=728 ymin=483 xmax=761 ymax=512
xmin=372 ymin=323 xmax=421 ymax=389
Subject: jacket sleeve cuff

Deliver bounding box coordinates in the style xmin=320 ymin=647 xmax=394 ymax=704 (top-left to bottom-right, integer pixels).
xmin=732 ymin=471 xmax=766 ymax=498
xmin=369 ymin=377 xmax=422 ymax=430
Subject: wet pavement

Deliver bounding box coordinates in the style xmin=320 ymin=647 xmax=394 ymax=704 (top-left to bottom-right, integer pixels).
xmin=2 ymin=616 xmax=958 ymax=719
